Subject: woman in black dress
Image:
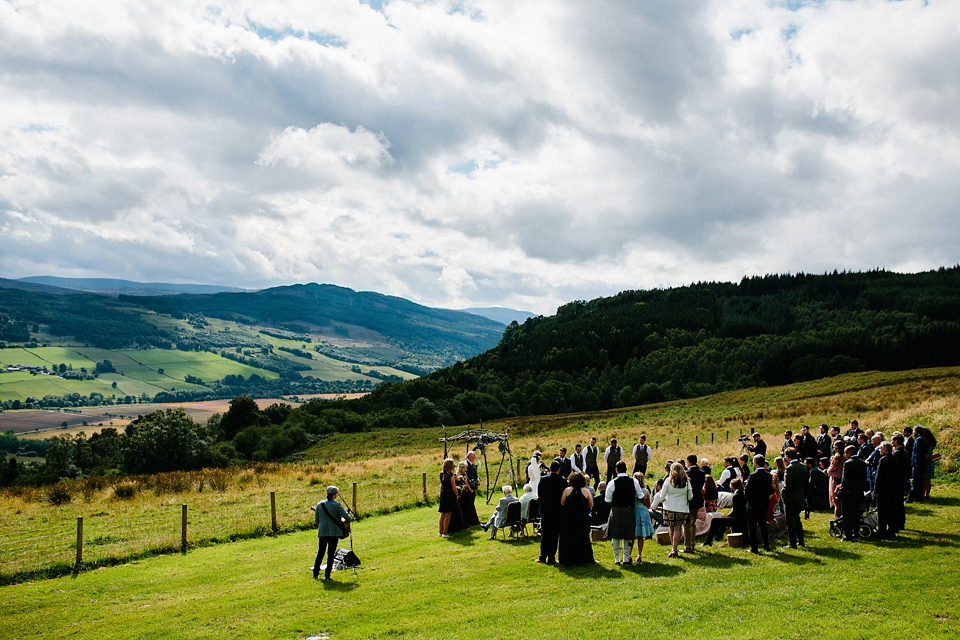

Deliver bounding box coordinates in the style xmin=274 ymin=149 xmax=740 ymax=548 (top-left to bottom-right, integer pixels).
xmin=558 ymin=472 xmax=595 ymax=566
xmin=438 ymin=458 xmax=458 ymax=537
xmin=456 ymin=460 xmax=481 ymax=527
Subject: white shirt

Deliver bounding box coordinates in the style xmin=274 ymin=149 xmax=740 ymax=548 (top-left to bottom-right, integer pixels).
xmin=571 ymin=451 xmax=585 ymax=473
xmin=604 ymin=472 xmax=642 ymax=504
xmin=632 ymin=443 xmax=652 ymax=461
xmin=604 ymin=445 xmax=622 ymax=464
xmin=717 ymin=466 xmax=739 ymax=489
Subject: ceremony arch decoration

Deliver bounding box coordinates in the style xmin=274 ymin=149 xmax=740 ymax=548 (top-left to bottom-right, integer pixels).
xmin=439 ymin=424 xmax=517 ymax=504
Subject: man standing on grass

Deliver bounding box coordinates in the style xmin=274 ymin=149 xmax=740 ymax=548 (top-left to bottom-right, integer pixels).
xmin=571 ymin=444 xmax=586 ymax=475
xmin=817 ymin=424 xmax=834 ymax=460
xmin=604 ymin=438 xmax=622 ymax=483
xmin=840 ymin=445 xmax=868 ymax=541
xmin=536 ymin=461 xmax=566 ymax=564
xmin=465 ymin=450 xmax=480 ymax=508
xmin=874 ymin=442 xmax=903 ymax=538
xmin=683 ymin=454 xmax=705 ymax=552
xmin=798 ymin=425 xmax=819 ymax=462
xmin=780 ymin=430 xmax=794 ymax=456
xmin=604 ymin=460 xmax=642 ymax=565
xmin=745 ymin=455 xmax=773 ymax=554
xmin=632 ymin=435 xmax=652 ymax=477
xmin=584 ymin=437 xmax=601 ymax=489
xmin=782 ymin=448 xmax=808 ymax=548
xmin=555 ymin=447 xmax=572 ymax=478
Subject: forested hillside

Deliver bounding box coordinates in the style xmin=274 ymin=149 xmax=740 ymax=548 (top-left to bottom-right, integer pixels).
xmin=314 ymin=268 xmax=960 ymax=428
xmin=7 ymin=268 xmax=960 ymax=485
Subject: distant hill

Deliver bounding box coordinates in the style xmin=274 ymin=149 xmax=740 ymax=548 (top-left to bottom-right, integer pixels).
xmin=122 ymin=283 xmax=505 ymax=363
xmin=17 ymin=276 xmax=248 ymax=297
xmin=0 ymin=281 xmax=507 ymax=407
xmin=458 ymin=307 xmax=537 ymax=326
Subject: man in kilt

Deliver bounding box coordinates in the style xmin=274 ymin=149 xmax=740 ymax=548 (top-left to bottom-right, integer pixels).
xmin=604 ymin=460 xmax=643 ymax=565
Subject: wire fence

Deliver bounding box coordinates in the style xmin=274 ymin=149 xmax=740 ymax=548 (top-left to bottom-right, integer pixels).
xmin=0 ymin=474 xmax=439 ymax=584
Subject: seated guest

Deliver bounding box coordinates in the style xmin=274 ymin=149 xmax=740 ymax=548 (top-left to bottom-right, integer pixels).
xmin=591 ymin=481 xmax=611 ymax=525
xmin=717 ymin=457 xmax=741 ymax=492
xmin=805 ymin=457 xmax=830 ymax=515
xmin=700 ymin=458 xmax=712 ymax=477
xmin=703 ymin=475 xmax=719 ymax=513
xmin=482 ymin=486 xmax=519 ymax=539
xmin=704 ymin=479 xmax=746 ymax=545
xmin=519 ymin=483 xmax=536 ymax=520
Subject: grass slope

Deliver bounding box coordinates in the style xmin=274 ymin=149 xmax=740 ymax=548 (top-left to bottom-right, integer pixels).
xmin=2 ymin=368 xmax=958 ymax=585
xmin=2 ymin=487 xmax=959 ymax=639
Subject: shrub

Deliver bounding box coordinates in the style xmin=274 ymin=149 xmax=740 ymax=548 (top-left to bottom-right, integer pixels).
xmin=112 ymin=483 xmax=138 ymax=500
xmin=47 ymin=484 xmax=72 ymax=506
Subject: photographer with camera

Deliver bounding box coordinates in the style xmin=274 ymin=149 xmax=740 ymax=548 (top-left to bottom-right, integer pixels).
xmin=746 ymin=433 xmax=767 ymax=458
xmin=312 ymin=485 xmax=353 ymax=580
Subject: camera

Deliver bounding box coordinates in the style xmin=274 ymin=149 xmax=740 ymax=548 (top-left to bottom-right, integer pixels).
xmin=738 ymin=435 xmax=750 ymax=443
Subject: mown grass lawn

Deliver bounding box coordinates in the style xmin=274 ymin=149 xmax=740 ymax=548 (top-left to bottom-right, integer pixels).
xmin=4 ymin=483 xmax=959 ymax=640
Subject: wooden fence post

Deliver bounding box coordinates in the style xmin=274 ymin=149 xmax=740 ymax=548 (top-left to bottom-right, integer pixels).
xmin=676 ymin=438 xmax=680 ymax=446
xmin=74 ymin=516 xmax=83 ymax=573
xmin=696 ymin=435 xmax=699 ymax=445
xmin=655 ymin=440 xmax=658 ymax=450
xmin=181 ymin=504 xmax=187 ymax=555
xmin=352 ymin=482 xmax=358 ymax=515
xmin=422 ymin=472 xmax=428 ymax=501
xmin=270 ymin=491 xmax=277 ymax=536
xmin=711 ymin=433 xmax=714 ymax=443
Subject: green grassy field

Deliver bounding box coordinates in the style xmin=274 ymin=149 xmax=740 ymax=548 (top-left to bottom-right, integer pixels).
xmin=2 ymin=484 xmax=958 ymax=639
xmin=2 ymin=368 xmax=957 ymax=588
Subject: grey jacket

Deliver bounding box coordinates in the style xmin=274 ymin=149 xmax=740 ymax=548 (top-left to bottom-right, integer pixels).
xmin=492 ymin=494 xmax=519 ymax=528
xmin=315 ymin=499 xmax=352 ymax=538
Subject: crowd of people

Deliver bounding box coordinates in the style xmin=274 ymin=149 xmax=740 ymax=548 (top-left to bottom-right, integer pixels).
xmin=435 ymin=420 xmax=941 ymax=565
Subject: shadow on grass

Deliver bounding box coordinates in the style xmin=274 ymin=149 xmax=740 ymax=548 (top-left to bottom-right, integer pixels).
xmin=875 ymin=529 xmax=960 ymax=550
xmin=617 ymin=560 xmax=686 ymax=577
xmin=927 ymin=496 xmax=960 ymax=507
xmin=805 ymin=545 xmax=860 ymax=560
xmin=554 ymin=561 xmax=638 ymax=579
xmin=320 ymin=575 xmax=360 ymax=591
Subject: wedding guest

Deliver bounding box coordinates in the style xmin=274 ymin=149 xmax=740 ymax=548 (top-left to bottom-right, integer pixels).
xmin=438 ymin=458 xmax=458 ymax=537
xmin=660 ymin=462 xmax=693 ymax=558
xmin=558 ymin=472 xmax=594 ymax=566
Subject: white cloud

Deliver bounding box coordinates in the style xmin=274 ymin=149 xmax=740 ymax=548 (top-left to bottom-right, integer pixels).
xmin=1 ymin=0 xmax=959 ymax=315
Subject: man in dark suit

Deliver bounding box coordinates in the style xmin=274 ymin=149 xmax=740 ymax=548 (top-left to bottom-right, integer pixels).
xmin=816 ymin=424 xmax=833 ymax=460
xmin=745 ymin=454 xmax=773 ymax=553
xmin=684 ymin=454 xmax=705 ymax=552
xmin=798 ymin=425 xmax=819 ymax=462
xmin=892 ymin=434 xmax=911 ymax=528
xmin=555 ymin=448 xmax=572 ymax=479
xmin=874 ymin=442 xmax=903 ymax=538
xmin=536 ymin=460 xmax=566 ymax=564
xmin=840 ymin=445 xmax=868 ymax=541
xmin=782 ymin=448 xmax=809 ymax=548
xmin=465 ymin=450 xmax=480 ymax=507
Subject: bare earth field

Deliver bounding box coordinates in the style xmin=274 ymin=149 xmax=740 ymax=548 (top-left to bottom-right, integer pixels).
xmin=3 ymin=393 xmax=369 ymax=438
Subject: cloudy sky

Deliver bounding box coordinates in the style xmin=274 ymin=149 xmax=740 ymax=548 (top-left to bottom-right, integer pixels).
xmin=1 ymin=0 xmax=958 ymax=315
